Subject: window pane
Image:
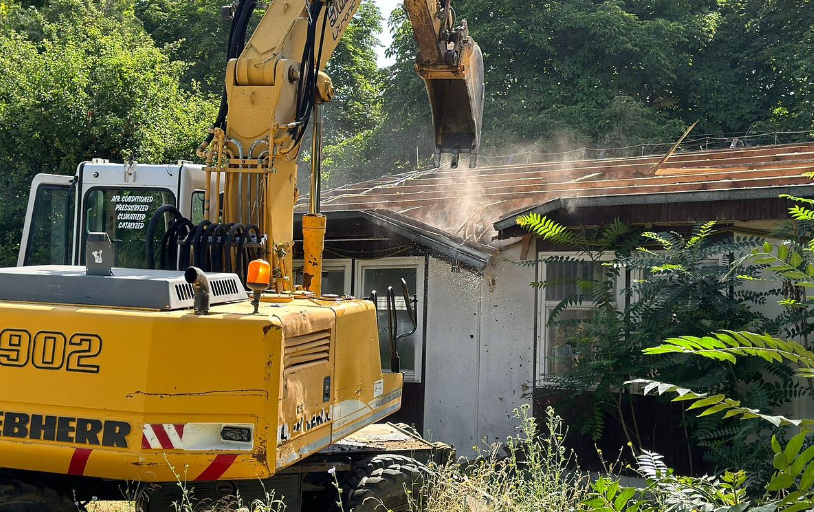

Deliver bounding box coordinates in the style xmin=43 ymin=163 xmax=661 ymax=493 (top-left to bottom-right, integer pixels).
xmin=26 ymin=185 xmax=74 ymax=265
xmin=545 ymin=261 xmax=613 ymax=301
xmin=547 ymin=308 xmax=593 ymax=375
xmin=293 ymin=267 xmax=347 ymax=295
xmin=191 ymin=191 xmax=205 ymax=225
xmin=84 ymin=188 xmax=175 ymax=269
xmin=363 ymin=267 xmax=419 ymax=373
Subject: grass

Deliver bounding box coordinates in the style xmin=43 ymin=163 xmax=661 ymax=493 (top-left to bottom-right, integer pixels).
xmin=418 ymin=405 xmax=591 ymax=512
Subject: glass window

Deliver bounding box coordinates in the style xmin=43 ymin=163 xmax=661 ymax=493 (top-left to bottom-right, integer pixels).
xmin=190 ymin=190 xmax=223 ymax=224
xmin=83 ymin=188 xmax=175 ymax=269
xmin=545 ymin=260 xmax=610 ymax=301
xmin=191 ymin=190 xmax=205 ymax=225
xmin=541 ymin=258 xmax=616 ymax=378
xmin=293 ymin=266 xmax=348 ymax=296
xmin=25 ymin=185 xmax=74 ymax=266
xmin=362 ymin=266 xmax=420 ymax=376
xmin=546 ymin=308 xmax=594 ymax=375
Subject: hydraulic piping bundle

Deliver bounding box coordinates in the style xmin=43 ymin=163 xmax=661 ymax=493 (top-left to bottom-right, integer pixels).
xmin=145 ymin=205 xmax=264 ymax=285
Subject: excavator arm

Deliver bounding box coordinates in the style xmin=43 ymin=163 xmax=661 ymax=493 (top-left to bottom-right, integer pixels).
xmin=406 ymin=0 xmax=484 ymax=168
xmin=188 ymin=0 xmax=483 ymax=294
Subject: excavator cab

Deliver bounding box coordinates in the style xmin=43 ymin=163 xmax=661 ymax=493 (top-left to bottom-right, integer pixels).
xmin=407 ymin=0 xmax=485 ymax=168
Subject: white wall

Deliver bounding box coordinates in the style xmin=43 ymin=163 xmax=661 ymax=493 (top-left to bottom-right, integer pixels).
xmin=731 ymin=230 xmax=814 ymax=421
xmin=423 ymin=245 xmax=536 ymax=457
xmin=423 ymin=258 xmax=481 ymax=450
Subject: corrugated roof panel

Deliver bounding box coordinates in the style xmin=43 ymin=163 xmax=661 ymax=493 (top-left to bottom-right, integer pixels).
xmin=296 ymin=142 xmax=814 ymax=246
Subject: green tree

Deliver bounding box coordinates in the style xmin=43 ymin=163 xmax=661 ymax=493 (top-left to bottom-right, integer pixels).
xmin=683 ymin=0 xmax=814 ymax=135
xmin=298 ymin=0 xmax=388 ymax=188
xmin=0 ymin=0 xmax=216 ymax=266
xmin=318 ymin=5 xmax=438 ymax=186
xmin=135 ymin=0 xmax=230 ymax=94
xmin=375 ymin=0 xmax=716 ymax=160
xmin=317 ymin=0 xmax=388 ymax=185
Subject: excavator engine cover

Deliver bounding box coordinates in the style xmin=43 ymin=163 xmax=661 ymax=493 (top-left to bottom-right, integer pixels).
xmin=424 ymin=42 xmax=484 ymax=168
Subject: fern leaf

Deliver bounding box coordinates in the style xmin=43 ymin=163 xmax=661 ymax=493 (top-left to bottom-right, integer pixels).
xmin=780 ymin=193 xmax=814 ymax=205
xmin=636 ymin=450 xmax=669 ymax=479
xmin=516 ymin=213 xmax=575 ymax=245
xmin=546 ymin=295 xmax=585 ymax=324
xmin=687 ymin=221 xmax=717 ymax=248
xmin=600 ymin=218 xmax=629 ymax=247
xmin=645 ymin=331 xmax=814 ymax=377
xmin=627 ymin=379 xmax=814 ymax=429
xmin=789 ymin=205 xmax=814 ymax=221
xmin=642 ymin=231 xmax=675 ymax=250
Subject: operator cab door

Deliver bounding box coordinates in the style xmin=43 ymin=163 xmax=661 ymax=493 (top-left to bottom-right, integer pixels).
xmin=18 ymin=174 xmax=77 ymax=267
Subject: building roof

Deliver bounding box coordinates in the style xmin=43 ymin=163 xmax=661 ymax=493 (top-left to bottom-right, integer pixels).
xmin=301 ymin=142 xmax=814 ymax=247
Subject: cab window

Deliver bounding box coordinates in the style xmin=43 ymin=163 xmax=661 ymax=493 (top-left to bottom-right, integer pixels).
xmin=191 ymin=190 xmax=205 ymax=224
xmin=191 ymin=190 xmax=223 ymax=224
xmin=83 ymin=188 xmax=175 ymax=268
xmin=24 ymin=184 xmax=75 ymax=266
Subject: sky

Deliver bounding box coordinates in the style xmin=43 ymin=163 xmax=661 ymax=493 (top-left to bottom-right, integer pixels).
xmin=373 ymin=0 xmax=401 ymax=67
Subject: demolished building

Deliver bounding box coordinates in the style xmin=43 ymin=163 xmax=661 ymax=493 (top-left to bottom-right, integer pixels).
xmin=295 ymin=142 xmax=814 ymax=459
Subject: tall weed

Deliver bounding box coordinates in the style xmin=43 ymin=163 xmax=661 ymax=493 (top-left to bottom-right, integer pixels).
xmin=420 ymin=405 xmax=590 ymax=511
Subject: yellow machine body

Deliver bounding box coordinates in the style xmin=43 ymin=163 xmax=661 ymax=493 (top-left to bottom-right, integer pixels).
xmin=0 ymin=296 xmax=401 ymax=482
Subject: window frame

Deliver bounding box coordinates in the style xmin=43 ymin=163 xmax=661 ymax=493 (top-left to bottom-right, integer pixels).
xmin=23 ymin=183 xmax=75 ymax=267
xmin=292 ymin=258 xmax=353 ymax=296
xmin=537 ymin=251 xmax=728 ymax=381
xmin=537 ymin=252 xmax=624 ymax=381
xmin=355 ymin=256 xmax=425 ymax=383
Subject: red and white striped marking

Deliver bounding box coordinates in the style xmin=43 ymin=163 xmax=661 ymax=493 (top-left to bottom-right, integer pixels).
xmin=68 ymin=448 xmax=92 ymax=476
xmin=141 ymin=423 xmax=185 ymax=450
xmin=195 ymin=454 xmax=238 ymax=481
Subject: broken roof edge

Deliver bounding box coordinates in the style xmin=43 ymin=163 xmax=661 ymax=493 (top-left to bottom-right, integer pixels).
xmin=362 ymin=210 xmax=495 ymax=271
xmin=493 ymin=184 xmax=814 ymax=239
xmin=296 ymin=209 xmax=495 ymax=271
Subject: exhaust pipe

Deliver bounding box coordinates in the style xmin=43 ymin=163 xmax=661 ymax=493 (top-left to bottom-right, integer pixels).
xmin=184 ymin=266 xmax=211 ymax=315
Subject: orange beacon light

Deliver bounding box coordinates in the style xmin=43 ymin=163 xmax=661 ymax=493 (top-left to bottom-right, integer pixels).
xmin=247 ymin=259 xmax=271 ymax=314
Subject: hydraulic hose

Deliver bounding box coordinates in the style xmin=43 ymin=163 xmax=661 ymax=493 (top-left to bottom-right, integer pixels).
xmin=202 ymin=0 xmax=255 ymax=148
xmin=191 ymin=220 xmax=212 ymax=269
xmin=289 ymin=0 xmax=327 ymax=149
xmin=146 ymin=205 xmax=183 ymax=269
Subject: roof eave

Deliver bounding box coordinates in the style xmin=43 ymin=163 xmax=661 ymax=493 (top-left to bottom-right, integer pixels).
xmin=295 ymin=210 xmax=494 ymax=271
xmin=494 ymin=184 xmax=814 ymax=239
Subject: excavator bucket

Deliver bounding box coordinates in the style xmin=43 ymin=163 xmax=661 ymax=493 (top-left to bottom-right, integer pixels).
xmin=405 ymin=0 xmax=484 ymax=169
xmin=422 ymin=42 xmax=484 ymax=168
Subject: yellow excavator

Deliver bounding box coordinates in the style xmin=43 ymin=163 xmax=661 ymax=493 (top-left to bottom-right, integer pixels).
xmin=0 ymin=0 xmax=483 ymax=511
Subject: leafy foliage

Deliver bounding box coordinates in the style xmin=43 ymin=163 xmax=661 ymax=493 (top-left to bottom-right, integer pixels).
xmin=629 ymin=378 xmax=813 ymax=430
xmin=518 ymin=213 xmax=577 ymax=245
xmin=585 ymin=453 xmax=771 ymax=512
xmin=616 ymin=206 xmax=814 ymax=511
xmin=420 ymin=405 xmax=592 ymax=512
xmin=135 ymin=0 xmax=231 ymax=94
xmin=644 ymin=332 xmax=814 ymax=378
xmin=0 ymin=0 xmax=216 ymax=266
xmin=519 ymin=214 xmax=791 ymax=483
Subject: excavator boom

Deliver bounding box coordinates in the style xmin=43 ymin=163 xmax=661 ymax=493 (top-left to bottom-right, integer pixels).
xmin=186 ymin=0 xmax=484 ymax=292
